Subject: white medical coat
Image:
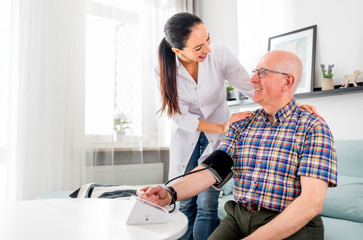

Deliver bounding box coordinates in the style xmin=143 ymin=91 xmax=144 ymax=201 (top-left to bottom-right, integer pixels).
xmin=158 ymin=44 xmax=254 ymax=179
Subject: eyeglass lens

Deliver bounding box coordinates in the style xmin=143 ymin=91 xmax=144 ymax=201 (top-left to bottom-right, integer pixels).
xmin=258 ymin=69 xmax=265 ymax=78
xmin=252 ymin=69 xmax=265 ymax=78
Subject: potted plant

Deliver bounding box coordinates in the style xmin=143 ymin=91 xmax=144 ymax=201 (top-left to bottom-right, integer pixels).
xmin=113 ymin=112 xmax=130 ymax=140
xmin=226 ymin=85 xmax=236 ymax=101
xmin=320 ymin=64 xmax=335 ymax=91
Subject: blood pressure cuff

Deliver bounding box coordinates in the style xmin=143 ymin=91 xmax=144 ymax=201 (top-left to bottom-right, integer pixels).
xmin=200 ymin=150 xmax=233 ymax=190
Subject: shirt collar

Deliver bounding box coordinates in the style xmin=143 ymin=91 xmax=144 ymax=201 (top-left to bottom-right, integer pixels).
xmin=261 ymin=99 xmax=297 ymax=123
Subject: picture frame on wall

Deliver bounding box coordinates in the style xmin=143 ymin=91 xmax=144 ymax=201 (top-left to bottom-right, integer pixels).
xmin=268 ymin=25 xmax=317 ymax=94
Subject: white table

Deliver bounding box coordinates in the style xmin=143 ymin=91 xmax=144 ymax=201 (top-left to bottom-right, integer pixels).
xmin=0 ymin=198 xmax=188 ymax=240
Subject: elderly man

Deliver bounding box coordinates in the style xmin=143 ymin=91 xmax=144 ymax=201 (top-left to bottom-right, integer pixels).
xmin=138 ymin=50 xmax=337 ymax=240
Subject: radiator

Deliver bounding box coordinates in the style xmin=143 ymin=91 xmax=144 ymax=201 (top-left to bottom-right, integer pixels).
xmin=86 ymin=163 xmax=164 ymax=185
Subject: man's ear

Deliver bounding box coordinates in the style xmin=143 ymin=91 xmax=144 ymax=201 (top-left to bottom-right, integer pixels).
xmin=171 ymin=47 xmax=180 ymax=54
xmin=281 ymin=75 xmax=295 ymax=92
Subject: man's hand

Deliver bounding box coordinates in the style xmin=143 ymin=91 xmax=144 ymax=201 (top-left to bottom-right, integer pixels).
xmin=137 ymin=185 xmax=172 ymax=207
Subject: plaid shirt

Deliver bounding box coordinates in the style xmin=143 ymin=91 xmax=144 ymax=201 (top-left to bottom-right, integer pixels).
xmin=218 ymin=100 xmax=337 ymax=212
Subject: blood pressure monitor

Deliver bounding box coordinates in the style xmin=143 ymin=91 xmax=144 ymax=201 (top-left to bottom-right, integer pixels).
xmin=125 ymin=196 xmax=170 ymax=225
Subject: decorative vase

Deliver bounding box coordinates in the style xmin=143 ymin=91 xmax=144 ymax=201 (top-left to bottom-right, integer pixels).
xmin=113 ymin=129 xmax=125 ymax=141
xmin=322 ymin=78 xmax=334 ymax=91
xmin=226 ymin=90 xmax=236 ymax=101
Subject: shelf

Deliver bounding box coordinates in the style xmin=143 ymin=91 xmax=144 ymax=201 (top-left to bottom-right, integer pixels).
xmin=227 ymin=84 xmax=363 ymax=106
xmin=295 ymin=84 xmax=363 ymax=99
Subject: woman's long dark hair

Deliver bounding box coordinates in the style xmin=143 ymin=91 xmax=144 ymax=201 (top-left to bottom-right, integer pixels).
xmin=158 ymin=12 xmax=202 ymax=117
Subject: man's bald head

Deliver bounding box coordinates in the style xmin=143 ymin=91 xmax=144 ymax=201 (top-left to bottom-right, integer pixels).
xmin=259 ymin=50 xmax=303 ymax=93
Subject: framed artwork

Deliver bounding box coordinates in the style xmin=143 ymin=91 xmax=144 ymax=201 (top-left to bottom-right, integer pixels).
xmin=268 ymin=25 xmax=317 ymax=94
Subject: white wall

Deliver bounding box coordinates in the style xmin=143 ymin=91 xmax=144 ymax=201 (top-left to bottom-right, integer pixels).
xmin=197 ymin=0 xmax=239 ymax=53
xmin=236 ymin=0 xmax=363 ymax=87
xmin=198 ymin=0 xmax=363 ymax=140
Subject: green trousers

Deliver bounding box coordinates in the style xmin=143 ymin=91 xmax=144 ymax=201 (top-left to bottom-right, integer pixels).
xmin=208 ymin=200 xmax=324 ymax=240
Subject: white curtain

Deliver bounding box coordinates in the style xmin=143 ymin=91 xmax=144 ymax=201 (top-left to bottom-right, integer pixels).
xmin=0 ymin=0 xmax=86 ymax=201
xmin=84 ymin=0 xmax=192 ymax=185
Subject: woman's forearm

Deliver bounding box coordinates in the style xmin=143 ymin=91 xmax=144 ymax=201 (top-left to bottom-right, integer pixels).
xmin=197 ymin=119 xmax=226 ymax=134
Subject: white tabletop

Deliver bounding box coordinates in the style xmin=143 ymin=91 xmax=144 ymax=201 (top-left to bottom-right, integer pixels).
xmin=0 ymin=198 xmax=188 ymax=240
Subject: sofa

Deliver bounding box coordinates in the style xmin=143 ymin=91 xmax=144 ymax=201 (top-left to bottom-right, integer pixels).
xmin=218 ymin=140 xmax=363 ymax=240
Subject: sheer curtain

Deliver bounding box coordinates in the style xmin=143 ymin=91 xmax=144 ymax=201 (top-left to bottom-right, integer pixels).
xmin=84 ymin=0 xmax=193 ymax=185
xmin=0 ymin=0 xmax=86 ymax=201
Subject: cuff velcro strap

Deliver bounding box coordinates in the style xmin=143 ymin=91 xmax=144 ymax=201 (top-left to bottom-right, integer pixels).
xmin=200 ymin=150 xmax=233 ymax=190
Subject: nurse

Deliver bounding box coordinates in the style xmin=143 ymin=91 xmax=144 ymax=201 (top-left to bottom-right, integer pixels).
xmin=157 ymin=12 xmax=320 ymax=240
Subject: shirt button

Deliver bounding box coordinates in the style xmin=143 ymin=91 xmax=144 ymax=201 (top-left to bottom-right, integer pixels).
xmin=201 ymin=105 xmax=204 ymax=108
xmin=211 ymin=140 xmax=214 ymax=143
xmin=182 ymin=165 xmax=186 ymax=168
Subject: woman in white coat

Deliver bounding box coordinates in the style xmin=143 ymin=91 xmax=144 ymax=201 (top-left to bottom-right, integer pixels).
xmin=157 ymin=12 xmax=320 ymax=240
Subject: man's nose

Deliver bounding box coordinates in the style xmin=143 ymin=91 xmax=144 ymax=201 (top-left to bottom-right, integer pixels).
xmin=250 ymin=72 xmax=259 ymax=83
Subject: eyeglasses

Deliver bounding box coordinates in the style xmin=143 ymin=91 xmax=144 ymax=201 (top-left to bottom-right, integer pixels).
xmin=252 ymin=68 xmax=288 ymax=79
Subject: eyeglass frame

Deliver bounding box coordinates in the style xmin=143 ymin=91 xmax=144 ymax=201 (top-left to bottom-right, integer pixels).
xmin=252 ymin=68 xmax=289 ymax=79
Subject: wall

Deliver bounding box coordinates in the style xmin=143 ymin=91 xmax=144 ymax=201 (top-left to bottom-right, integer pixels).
xmin=196 ymin=0 xmax=239 ymax=53
xmin=198 ymin=0 xmax=363 ymax=140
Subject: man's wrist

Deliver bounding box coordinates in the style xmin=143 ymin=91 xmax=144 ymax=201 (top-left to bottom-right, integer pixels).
xmin=165 ymin=188 xmax=173 ymax=205
xmin=165 ymin=186 xmax=177 ymax=205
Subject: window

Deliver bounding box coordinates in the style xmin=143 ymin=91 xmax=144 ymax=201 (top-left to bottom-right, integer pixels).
xmin=85 ymin=0 xmax=141 ymax=138
xmin=85 ymin=0 xmax=175 ymax=152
